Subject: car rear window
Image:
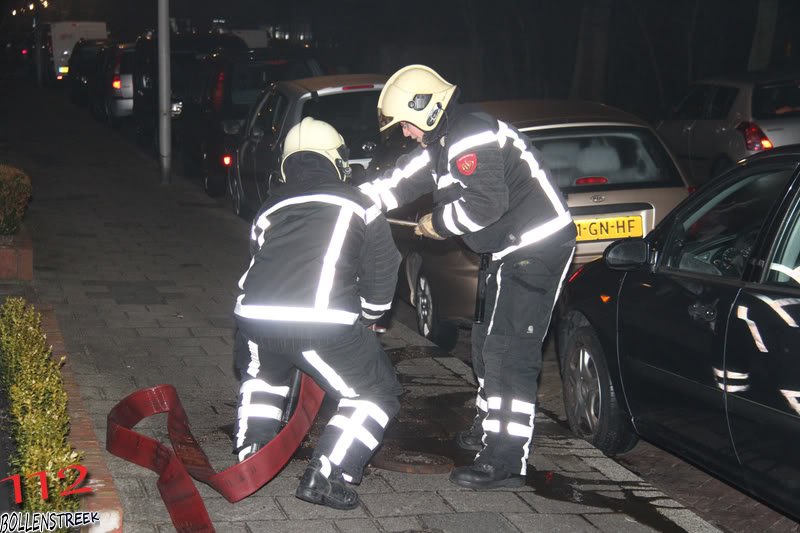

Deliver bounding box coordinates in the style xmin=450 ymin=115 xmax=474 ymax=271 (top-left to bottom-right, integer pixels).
xmin=231 ymin=59 xmax=318 ymax=106
xmin=752 ymin=80 xmax=800 ymax=119
xmin=526 ymin=126 xmax=685 ymax=192
xmin=301 ymin=91 xmax=382 ymax=159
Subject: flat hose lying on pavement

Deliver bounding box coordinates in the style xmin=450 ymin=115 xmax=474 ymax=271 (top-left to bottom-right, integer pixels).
xmin=106 ymin=373 xmax=325 ymax=533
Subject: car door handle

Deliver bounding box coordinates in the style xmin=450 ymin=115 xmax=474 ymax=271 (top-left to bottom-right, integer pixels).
xmin=682 ymin=124 xmax=693 ymax=133
xmin=688 ymin=302 xmax=717 ymax=322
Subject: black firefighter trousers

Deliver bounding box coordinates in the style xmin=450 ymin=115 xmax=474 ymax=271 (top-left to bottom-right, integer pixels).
xmin=470 ymin=239 xmax=575 ymax=475
xmin=233 ymin=322 xmax=402 ymax=483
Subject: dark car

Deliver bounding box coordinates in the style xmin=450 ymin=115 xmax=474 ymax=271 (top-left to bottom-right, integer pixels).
xmin=557 ymin=144 xmax=800 ymax=520
xmin=132 ymin=31 xmax=248 ymax=147
xmin=86 ymin=42 xmax=135 ymax=126
xmin=66 ymin=38 xmax=113 ymax=106
xmin=387 ymin=99 xmax=690 ymax=350
xmin=177 ymin=46 xmax=322 ymax=196
xmin=225 ymin=74 xmax=386 ymax=218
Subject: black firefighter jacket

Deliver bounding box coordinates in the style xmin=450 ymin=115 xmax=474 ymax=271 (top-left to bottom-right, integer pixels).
xmin=234 ymin=152 xmax=401 ymax=338
xmin=360 ymin=107 xmax=576 ymax=260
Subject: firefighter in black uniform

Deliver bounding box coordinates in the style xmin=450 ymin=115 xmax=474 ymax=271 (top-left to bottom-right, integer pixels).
xmin=360 ymin=65 xmax=576 ymax=489
xmin=232 ymin=117 xmax=403 ymax=510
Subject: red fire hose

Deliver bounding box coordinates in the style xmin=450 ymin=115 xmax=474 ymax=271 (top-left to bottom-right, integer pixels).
xmin=106 ymin=373 xmax=325 ymax=532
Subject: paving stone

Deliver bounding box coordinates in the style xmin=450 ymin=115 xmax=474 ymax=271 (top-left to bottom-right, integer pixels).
xmin=376 ymin=516 xmax=424 ymax=532
xmin=245 ymin=519 xmax=337 ymax=533
xmin=504 ymin=513 xmax=600 ymax=532
xmin=518 ymin=492 xmax=614 ymax=514
xmin=419 ymin=512 xmax=520 ymax=533
xmin=439 ymin=490 xmax=531 ymax=513
xmin=583 ymin=512 xmax=661 ymax=532
xmin=206 ymin=494 xmax=284 ymax=521
xmin=657 ymin=508 xmax=723 ymax=533
xmin=360 ymin=492 xmax=451 ymax=517
xmin=333 ymin=518 xmax=382 ymax=533
xmin=581 ymin=457 xmax=644 ymax=483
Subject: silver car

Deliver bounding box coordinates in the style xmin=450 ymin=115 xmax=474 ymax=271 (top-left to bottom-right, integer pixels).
xmin=657 ymin=72 xmax=800 ymax=185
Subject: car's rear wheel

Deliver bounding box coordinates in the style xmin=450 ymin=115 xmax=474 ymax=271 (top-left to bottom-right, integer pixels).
xmin=561 ymin=325 xmax=638 ymax=455
xmin=415 ymin=272 xmax=458 ymax=351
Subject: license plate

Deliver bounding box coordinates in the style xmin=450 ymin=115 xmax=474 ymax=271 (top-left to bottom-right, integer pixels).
xmin=575 ymin=216 xmax=643 ymax=242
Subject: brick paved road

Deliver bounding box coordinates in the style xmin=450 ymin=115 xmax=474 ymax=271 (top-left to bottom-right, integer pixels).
xmin=401 ymin=307 xmax=800 ymax=533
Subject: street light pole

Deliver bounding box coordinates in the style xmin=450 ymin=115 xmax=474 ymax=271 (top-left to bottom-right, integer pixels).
xmin=157 ymin=0 xmax=171 ymax=185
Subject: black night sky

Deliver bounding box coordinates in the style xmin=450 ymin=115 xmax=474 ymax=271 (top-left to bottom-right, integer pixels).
xmin=2 ymin=0 xmax=800 ymax=121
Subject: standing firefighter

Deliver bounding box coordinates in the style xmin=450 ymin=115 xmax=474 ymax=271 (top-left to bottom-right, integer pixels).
xmin=232 ymin=117 xmax=403 ymax=509
xmin=360 ymin=65 xmax=576 ymax=489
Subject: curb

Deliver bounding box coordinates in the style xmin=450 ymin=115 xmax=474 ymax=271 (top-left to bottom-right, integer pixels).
xmin=39 ymin=305 xmax=123 ymax=533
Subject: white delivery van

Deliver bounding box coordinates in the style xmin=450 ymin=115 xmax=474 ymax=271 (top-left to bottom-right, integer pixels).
xmin=34 ymin=21 xmax=107 ymax=82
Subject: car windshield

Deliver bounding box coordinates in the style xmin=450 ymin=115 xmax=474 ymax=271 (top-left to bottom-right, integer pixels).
xmin=301 ymin=91 xmax=382 ymax=159
xmin=231 ymin=60 xmax=317 ymax=106
xmin=752 ymin=80 xmax=800 ymax=119
xmin=526 ymin=126 xmax=684 ymax=192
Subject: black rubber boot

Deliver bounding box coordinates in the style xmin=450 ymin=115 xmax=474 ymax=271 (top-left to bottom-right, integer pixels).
xmin=455 ymin=415 xmax=484 ymax=451
xmin=295 ymin=459 xmax=360 ymax=510
xmin=236 ymin=443 xmax=262 ymax=463
xmin=449 ymin=463 xmax=525 ymax=489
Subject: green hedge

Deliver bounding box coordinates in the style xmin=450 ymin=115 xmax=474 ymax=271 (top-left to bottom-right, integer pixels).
xmin=0 ymin=165 xmax=32 ymax=235
xmin=0 ymin=297 xmax=82 ymax=518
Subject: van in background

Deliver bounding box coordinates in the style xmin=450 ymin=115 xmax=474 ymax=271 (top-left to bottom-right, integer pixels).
xmin=32 ymin=21 xmax=107 ymax=84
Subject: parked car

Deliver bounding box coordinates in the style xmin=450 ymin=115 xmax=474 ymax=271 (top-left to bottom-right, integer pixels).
xmin=132 ymin=31 xmax=248 ymax=147
xmin=557 ymin=144 xmax=800 ymax=520
xmin=177 ymin=46 xmax=323 ymax=196
xmin=225 ymin=73 xmax=387 ymax=218
xmin=388 ymin=99 xmax=691 ymax=349
xmin=66 ymin=38 xmax=112 ymax=105
xmin=86 ymin=42 xmax=135 ymax=126
xmin=657 ymin=72 xmax=800 ymax=185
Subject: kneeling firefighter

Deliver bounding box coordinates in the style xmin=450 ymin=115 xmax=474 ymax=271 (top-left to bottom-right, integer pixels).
xmin=231 ymin=117 xmax=403 ymax=510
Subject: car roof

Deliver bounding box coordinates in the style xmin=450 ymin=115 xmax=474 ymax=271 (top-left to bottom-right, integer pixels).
xmin=277 ymin=74 xmax=387 ymax=97
xmin=473 ymin=99 xmax=651 ymax=129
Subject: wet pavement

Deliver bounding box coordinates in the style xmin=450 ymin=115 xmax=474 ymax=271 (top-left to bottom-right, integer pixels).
xmin=0 ymin=76 xmax=762 ymax=532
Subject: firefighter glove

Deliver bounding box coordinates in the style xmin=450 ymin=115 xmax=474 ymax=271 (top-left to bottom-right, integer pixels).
xmin=415 ymin=213 xmax=445 ymax=240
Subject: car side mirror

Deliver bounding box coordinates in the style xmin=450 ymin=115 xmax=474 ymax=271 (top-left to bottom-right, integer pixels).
xmin=604 ymin=239 xmax=650 ymax=270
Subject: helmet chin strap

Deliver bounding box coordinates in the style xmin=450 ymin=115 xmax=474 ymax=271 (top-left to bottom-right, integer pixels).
xmin=422 ymin=105 xmax=448 ymax=146
xmin=337 ymin=159 xmax=352 ymax=181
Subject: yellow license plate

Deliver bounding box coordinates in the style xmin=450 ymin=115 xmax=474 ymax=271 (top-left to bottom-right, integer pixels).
xmin=575 ymin=216 xmax=643 ymax=242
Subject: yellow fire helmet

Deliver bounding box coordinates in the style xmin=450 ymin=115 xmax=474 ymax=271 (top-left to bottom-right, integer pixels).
xmin=280 ymin=117 xmax=351 ymax=181
xmin=377 ymin=64 xmax=457 ymax=133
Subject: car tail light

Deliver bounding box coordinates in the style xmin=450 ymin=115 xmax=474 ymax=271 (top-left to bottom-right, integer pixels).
xmin=222 ymin=155 xmax=232 ymax=167
xmin=687 ymin=185 xmax=697 ymax=194
xmin=575 ymin=176 xmax=608 ymax=185
xmin=567 ymin=264 xmax=586 ymax=284
xmin=21 ymin=48 xmax=27 ymax=55
xmin=737 ymin=121 xmax=774 ymax=151
xmin=212 ymin=70 xmax=225 ymax=112
xmin=112 ymin=75 xmax=121 ymax=90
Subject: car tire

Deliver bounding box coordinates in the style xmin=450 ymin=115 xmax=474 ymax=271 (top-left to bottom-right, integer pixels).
xmin=561 ymin=325 xmax=638 ymax=455
xmin=230 ymin=174 xmax=244 ymax=218
xmin=415 ymin=272 xmax=459 ymax=351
